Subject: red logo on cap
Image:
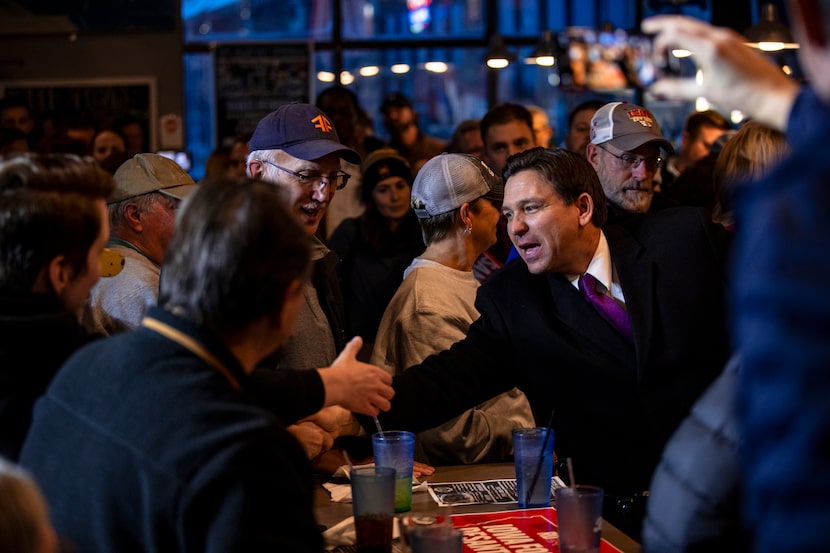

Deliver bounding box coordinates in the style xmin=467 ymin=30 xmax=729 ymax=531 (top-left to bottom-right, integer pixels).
xmin=627 ymin=109 xmax=655 ymax=128
xmin=312 ymin=114 xmax=333 ymax=133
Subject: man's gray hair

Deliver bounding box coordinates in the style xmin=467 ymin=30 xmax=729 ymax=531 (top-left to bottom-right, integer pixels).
xmin=108 ymin=192 xmax=170 ymax=233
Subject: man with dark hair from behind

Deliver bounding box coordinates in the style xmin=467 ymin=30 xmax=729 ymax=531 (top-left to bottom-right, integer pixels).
xmin=20 ymin=176 xmax=393 ymax=552
xmin=0 ymin=153 xmax=115 ymax=461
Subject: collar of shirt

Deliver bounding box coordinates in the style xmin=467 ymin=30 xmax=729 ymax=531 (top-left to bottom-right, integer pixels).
xmin=310 ymin=234 xmax=331 ymax=261
xmin=568 ymin=231 xmax=626 ymax=304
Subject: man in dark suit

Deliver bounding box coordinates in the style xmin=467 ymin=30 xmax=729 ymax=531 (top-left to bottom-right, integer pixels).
xmin=352 ymin=147 xmax=730 ymax=539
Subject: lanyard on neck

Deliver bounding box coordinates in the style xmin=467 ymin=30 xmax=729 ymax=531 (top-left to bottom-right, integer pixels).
xmin=142 ymin=317 xmax=241 ymax=391
xmin=109 ymin=237 xmax=151 ymax=261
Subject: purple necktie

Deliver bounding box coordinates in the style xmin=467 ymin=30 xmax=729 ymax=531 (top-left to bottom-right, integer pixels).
xmin=578 ymin=273 xmax=634 ymax=343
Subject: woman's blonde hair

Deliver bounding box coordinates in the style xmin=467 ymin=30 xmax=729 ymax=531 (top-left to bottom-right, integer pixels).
xmin=0 ymin=459 xmax=56 ymax=553
xmin=713 ymin=120 xmax=789 ymax=225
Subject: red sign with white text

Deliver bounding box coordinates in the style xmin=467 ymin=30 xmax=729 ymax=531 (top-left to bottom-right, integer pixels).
xmin=451 ymin=508 xmax=623 ymax=553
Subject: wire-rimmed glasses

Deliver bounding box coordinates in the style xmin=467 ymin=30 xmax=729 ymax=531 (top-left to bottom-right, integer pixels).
xmin=257 ymin=159 xmax=351 ymax=190
xmin=597 ymin=144 xmax=664 ymax=172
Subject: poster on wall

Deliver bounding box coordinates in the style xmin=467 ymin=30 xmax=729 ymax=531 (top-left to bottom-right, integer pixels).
xmin=0 ymin=77 xmax=157 ymax=152
xmin=214 ymin=43 xmax=311 ymax=143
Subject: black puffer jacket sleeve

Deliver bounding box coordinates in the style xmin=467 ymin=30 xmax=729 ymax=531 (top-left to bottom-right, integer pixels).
xmin=641 ymin=356 xmax=749 ymax=553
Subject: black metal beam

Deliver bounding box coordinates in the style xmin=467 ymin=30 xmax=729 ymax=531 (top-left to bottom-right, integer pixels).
xmin=333 ymin=0 xmax=343 ymax=85
xmin=486 ymin=0 xmax=499 ymax=108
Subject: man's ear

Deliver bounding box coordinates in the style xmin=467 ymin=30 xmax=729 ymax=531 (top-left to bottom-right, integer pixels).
xmin=585 ymin=143 xmax=601 ymax=170
xmin=248 ymin=159 xmax=265 ymax=179
xmin=46 ymin=255 xmax=73 ymax=298
xmin=576 ymin=192 xmax=594 ymax=227
xmin=124 ymin=202 xmax=143 ymax=232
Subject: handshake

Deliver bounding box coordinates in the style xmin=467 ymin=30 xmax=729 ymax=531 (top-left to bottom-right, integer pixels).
xmin=288 ymin=337 xmax=392 ymax=462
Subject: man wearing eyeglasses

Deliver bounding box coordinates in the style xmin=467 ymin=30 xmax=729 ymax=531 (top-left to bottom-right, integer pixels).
xmin=247 ymin=103 xmax=359 ymax=370
xmin=246 ymin=103 xmax=363 ymax=463
xmin=586 ymin=102 xmax=676 ymax=217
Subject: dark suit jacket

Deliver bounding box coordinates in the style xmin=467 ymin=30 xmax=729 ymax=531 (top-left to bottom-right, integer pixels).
xmin=371 ymin=207 xmax=731 ymax=496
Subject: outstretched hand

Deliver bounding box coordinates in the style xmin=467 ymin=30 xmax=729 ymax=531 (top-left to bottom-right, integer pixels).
xmin=317 ymin=337 xmax=395 ymax=416
xmin=641 ymin=15 xmax=800 ymax=131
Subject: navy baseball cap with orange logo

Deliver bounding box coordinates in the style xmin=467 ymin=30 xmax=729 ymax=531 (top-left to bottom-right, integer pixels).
xmin=248 ymin=102 xmax=361 ymax=164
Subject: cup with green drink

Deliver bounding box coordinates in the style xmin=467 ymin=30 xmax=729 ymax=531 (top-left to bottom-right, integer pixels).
xmin=372 ymin=430 xmax=415 ymax=512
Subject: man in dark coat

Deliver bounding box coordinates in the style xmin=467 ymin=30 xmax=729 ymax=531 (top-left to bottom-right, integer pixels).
xmin=349 ymin=147 xmax=731 ymax=539
xmin=0 ymin=153 xmax=114 ymax=461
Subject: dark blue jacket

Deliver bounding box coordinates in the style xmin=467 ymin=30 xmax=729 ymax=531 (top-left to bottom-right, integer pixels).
xmin=735 ymin=86 xmax=830 ymax=553
xmin=21 ymin=307 xmax=324 ymax=553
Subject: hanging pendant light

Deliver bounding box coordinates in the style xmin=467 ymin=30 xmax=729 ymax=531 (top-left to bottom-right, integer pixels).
xmin=525 ymin=29 xmax=556 ymax=66
xmin=484 ymin=35 xmax=515 ymax=69
xmin=744 ymin=2 xmax=799 ymax=51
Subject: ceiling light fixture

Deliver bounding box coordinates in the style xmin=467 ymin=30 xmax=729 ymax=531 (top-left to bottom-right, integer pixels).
xmin=359 ymin=66 xmax=380 ymax=77
xmin=424 ymin=61 xmax=449 ymax=73
xmin=525 ymin=29 xmax=556 ymax=66
xmin=317 ymin=71 xmax=336 ymax=83
xmin=744 ymin=2 xmax=799 ymax=51
xmin=484 ymin=35 xmax=515 ymax=69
